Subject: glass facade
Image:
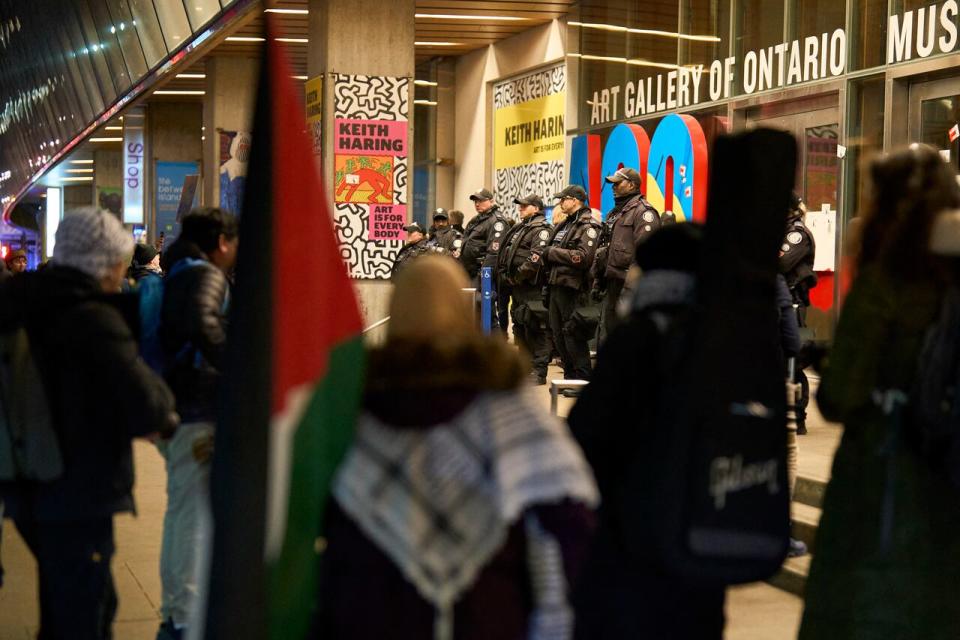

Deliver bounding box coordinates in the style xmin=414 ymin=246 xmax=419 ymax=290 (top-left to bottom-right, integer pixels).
xmin=0 ymin=0 xmax=239 ymax=211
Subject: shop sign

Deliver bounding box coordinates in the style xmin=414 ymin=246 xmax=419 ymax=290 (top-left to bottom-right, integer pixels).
xmin=587 ymin=30 xmax=847 ymax=127
xmin=887 ymin=1 xmax=960 ymax=63
xmin=123 ymin=107 xmax=145 ymax=224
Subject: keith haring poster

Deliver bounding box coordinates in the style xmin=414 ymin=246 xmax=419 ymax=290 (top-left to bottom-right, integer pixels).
xmin=493 ymin=64 xmax=566 ymax=214
xmin=332 ymin=73 xmax=409 ymax=279
xmin=334 ymin=155 xmax=394 ymax=204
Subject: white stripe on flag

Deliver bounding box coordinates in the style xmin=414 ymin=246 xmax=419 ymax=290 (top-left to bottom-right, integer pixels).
xmin=265 ymin=383 xmax=315 ymax=561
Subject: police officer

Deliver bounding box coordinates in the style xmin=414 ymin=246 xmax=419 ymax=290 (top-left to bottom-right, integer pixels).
xmin=392 ymin=223 xmax=437 ymax=278
xmin=779 ymin=193 xmax=817 ymax=434
xmin=459 ymin=188 xmax=508 ymax=281
xmin=428 ymin=208 xmax=463 ymax=257
xmin=542 ymin=185 xmax=602 ymax=380
xmin=496 ymin=194 xmax=552 ymax=384
xmin=593 ymin=167 xmax=660 ymax=338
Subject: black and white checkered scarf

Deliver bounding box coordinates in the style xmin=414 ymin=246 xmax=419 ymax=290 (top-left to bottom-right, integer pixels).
xmin=332 ymin=389 xmax=598 ymax=640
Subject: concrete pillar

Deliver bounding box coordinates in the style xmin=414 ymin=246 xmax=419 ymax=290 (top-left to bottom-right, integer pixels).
xmin=307 ymin=0 xmax=415 ymax=330
xmin=202 ymin=56 xmax=259 ymax=209
xmin=149 ymin=102 xmax=202 ymax=242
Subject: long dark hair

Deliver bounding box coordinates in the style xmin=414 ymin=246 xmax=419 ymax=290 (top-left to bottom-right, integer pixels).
xmin=857 ymin=144 xmax=960 ymax=282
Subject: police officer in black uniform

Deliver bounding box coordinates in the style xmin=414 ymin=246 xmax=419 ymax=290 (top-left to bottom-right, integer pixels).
xmin=779 ymin=193 xmax=817 ymax=434
xmin=496 ymin=193 xmax=552 ymax=384
xmin=592 ymin=167 xmax=660 ymax=338
xmin=541 ymin=185 xmax=602 ymax=380
xmin=392 ymin=223 xmax=440 ymax=278
xmin=428 ymin=208 xmax=463 ymax=258
xmin=459 ymin=188 xmax=508 ymax=281
xmin=460 ymin=188 xmax=509 ymax=329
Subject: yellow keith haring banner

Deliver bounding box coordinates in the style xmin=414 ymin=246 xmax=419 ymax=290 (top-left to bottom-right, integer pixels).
xmin=494 ymin=91 xmax=565 ymax=170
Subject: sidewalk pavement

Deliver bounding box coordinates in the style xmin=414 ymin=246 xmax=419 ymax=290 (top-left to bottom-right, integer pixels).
xmin=1 ymin=366 xmax=835 ymax=639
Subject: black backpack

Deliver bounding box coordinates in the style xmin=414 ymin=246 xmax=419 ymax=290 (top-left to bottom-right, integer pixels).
xmin=908 ymin=285 xmax=960 ymax=491
xmin=0 ymin=327 xmax=63 ymax=482
xmin=620 ymin=129 xmax=794 ymax=586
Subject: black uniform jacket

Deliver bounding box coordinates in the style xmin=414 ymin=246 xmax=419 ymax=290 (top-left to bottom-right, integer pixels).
xmin=459 ymin=207 xmax=508 ymax=279
xmin=778 ymin=217 xmax=816 ymax=296
xmin=605 ymin=194 xmax=660 ymax=280
xmin=544 ymin=208 xmax=603 ymax=291
xmin=495 ymin=213 xmax=551 ymax=286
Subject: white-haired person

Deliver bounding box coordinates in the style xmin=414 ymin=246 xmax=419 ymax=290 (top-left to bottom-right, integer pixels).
xmin=0 ymin=207 xmax=177 ymax=639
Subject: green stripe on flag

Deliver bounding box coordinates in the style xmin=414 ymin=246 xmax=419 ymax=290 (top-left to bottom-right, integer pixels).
xmin=268 ymin=336 xmax=366 ymax=639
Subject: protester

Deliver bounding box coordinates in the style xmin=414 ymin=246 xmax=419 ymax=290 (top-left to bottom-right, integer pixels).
xmin=157 ymin=207 xmax=238 ymax=640
xmin=4 ymin=249 xmax=27 ymax=274
xmin=128 ymin=242 xmax=162 ymax=283
xmin=799 ymin=144 xmax=960 ymax=638
xmin=0 ymin=207 xmax=177 ymax=638
xmin=567 ymin=223 xmax=726 ymax=639
xmin=314 ymin=255 xmax=598 ymax=640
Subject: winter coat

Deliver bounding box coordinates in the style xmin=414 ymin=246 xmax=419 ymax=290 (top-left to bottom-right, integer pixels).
xmin=544 ymin=208 xmax=602 ymax=291
xmin=430 ymin=226 xmax=463 ymax=256
xmin=495 ymin=213 xmax=550 ymax=287
xmin=799 ymin=265 xmax=960 ymax=639
xmin=160 ymin=239 xmax=230 ymax=423
xmin=459 ymin=208 xmax=508 ymax=279
xmin=0 ymin=267 xmax=176 ymax=522
xmin=604 ymin=194 xmax=660 ymax=280
xmin=314 ymin=335 xmax=596 ymax=640
xmin=567 ymin=273 xmax=725 ymax=639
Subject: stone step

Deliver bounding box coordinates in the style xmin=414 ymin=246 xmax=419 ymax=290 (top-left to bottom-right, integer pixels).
xmin=791 ymin=501 xmax=821 ymax=553
xmin=768 ymin=554 xmax=811 ymax=597
xmin=794 ymin=475 xmax=827 ymax=509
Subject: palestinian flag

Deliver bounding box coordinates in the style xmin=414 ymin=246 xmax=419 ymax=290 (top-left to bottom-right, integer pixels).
xmin=202 ymin=18 xmax=365 ymax=640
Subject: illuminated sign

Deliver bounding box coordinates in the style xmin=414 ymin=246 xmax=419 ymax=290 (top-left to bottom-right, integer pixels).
xmin=123 ymin=107 xmax=145 ymax=224
xmin=45 ymin=187 xmax=61 ymax=258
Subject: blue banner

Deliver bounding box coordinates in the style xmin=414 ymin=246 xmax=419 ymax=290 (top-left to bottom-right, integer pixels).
xmin=155 ymin=161 xmax=199 ymax=244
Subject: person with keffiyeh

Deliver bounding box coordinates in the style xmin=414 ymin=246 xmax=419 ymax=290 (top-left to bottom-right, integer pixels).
xmin=313 ymin=255 xmax=598 ymax=640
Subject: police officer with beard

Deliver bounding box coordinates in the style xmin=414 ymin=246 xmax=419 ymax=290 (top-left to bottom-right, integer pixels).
xmin=592 ymin=167 xmax=660 ymax=338
xmin=459 ymin=188 xmax=508 ymax=281
xmin=496 ymin=194 xmax=552 ymax=384
xmin=428 ymin=208 xmax=463 ymax=258
xmin=541 ymin=185 xmax=602 ymax=380
xmin=779 ymin=193 xmax=817 ymax=434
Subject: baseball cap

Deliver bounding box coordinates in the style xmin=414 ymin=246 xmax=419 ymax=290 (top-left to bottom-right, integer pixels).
xmin=404 ymin=223 xmax=425 ymax=234
xmin=553 ymin=185 xmax=588 ymax=202
xmin=469 ymin=188 xmax=494 ymax=202
xmin=513 ymin=194 xmax=544 ymax=210
xmin=605 ymin=167 xmax=641 ymax=185
xmin=433 ymin=208 xmax=449 ymax=220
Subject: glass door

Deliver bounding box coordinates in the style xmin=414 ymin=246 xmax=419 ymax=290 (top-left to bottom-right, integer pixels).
xmin=909 ymin=77 xmax=960 ymax=172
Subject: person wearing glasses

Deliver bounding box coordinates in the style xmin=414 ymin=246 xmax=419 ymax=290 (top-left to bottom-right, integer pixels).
xmin=540 ymin=185 xmax=602 ymax=380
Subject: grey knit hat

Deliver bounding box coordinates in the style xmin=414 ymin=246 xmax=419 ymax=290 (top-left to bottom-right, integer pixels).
xmin=54 ymin=207 xmax=134 ymax=279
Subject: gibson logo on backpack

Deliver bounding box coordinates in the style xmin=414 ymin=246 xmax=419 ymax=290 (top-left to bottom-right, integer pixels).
xmin=709 ymin=455 xmax=780 ymax=510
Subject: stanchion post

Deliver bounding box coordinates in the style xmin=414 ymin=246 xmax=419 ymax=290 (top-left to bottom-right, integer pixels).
xmin=480 ymin=266 xmax=494 ymax=335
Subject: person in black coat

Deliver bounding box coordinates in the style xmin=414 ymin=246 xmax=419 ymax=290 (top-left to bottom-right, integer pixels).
xmin=567 ymin=223 xmax=726 ymax=639
xmin=157 ymin=207 xmax=237 ymax=639
xmin=0 ymin=207 xmax=177 ymax=639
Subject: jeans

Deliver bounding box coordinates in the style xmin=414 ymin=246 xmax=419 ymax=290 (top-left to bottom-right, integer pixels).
xmin=15 ymin=516 xmax=117 ymax=640
xmin=157 ymin=421 xmax=214 ymax=628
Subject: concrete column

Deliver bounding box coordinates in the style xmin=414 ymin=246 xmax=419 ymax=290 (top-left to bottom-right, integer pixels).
xmin=307 ymin=0 xmax=415 ymax=331
xmin=149 ymin=102 xmax=202 ymax=241
xmin=202 ymin=56 xmax=259 ymax=208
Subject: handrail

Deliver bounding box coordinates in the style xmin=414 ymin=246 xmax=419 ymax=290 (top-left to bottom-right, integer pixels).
xmin=362 ymin=316 xmax=391 ymax=334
